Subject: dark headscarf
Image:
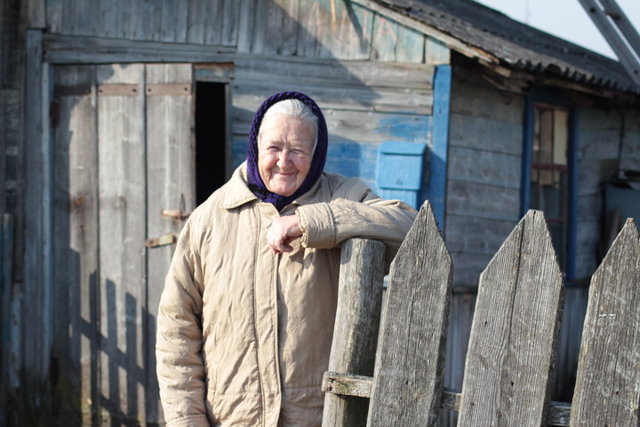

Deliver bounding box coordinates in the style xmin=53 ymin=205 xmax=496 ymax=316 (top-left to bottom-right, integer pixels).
xmin=246 ymin=91 xmax=328 ymax=211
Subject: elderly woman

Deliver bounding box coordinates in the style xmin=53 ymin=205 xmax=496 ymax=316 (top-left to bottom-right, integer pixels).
xmin=156 ymin=91 xmax=417 ymax=426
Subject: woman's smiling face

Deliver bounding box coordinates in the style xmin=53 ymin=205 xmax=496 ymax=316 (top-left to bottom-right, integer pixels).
xmin=257 ymin=114 xmax=316 ymax=197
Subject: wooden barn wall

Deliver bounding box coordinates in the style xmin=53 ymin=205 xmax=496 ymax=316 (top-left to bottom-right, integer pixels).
xmin=441 ymin=69 xmax=640 ymax=420
xmin=7 ymin=0 xmax=448 ymax=423
xmin=619 ymin=108 xmax=640 ymax=171
xmin=575 ymin=105 xmax=640 ymax=279
xmin=553 ymin=106 xmax=640 ymax=404
xmin=44 ymin=0 xmax=448 ymax=65
xmin=47 ymin=63 xmax=195 ymax=425
xmin=438 ymin=65 xmax=524 ymax=425
xmin=43 ymin=0 xmax=448 ymax=191
xmin=445 ymin=66 xmax=524 ymax=288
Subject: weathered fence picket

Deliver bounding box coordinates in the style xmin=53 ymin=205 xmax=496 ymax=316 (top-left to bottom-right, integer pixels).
xmin=571 ymin=218 xmax=640 ymax=425
xmin=457 ymin=210 xmax=564 ymax=425
xmin=324 ymin=202 xmax=640 ymax=426
xmin=366 ymin=201 xmax=452 ymax=426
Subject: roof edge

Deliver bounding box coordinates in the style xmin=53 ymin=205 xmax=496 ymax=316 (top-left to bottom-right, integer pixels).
xmin=351 ymin=0 xmax=499 ymax=64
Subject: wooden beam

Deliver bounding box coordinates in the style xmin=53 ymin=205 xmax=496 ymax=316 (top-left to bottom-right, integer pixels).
xmin=23 ymin=27 xmax=53 ymax=408
xmin=26 ymin=0 xmax=46 ymax=28
xmin=44 ymin=34 xmax=236 ymax=64
xmin=322 ymin=372 xmax=572 ymax=425
xmin=322 ymin=372 xmax=373 ymax=399
xmin=578 ymin=0 xmax=640 ymax=86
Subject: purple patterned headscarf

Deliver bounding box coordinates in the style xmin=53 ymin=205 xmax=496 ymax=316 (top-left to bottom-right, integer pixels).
xmin=246 ymin=91 xmax=328 ymax=211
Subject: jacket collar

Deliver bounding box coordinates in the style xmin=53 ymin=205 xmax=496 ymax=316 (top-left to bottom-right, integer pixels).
xmin=221 ymin=163 xmax=329 ymax=210
xmin=221 ymin=163 xmax=260 ymax=210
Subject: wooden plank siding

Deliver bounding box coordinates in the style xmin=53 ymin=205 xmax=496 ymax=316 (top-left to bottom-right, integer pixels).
xmin=575 ymin=106 xmax=629 ymax=280
xmin=51 ymin=64 xmax=99 ymax=425
xmin=440 ymin=65 xmax=525 ymax=425
xmin=446 ymin=66 xmax=524 ymax=288
xmin=44 ymin=0 xmax=445 ymax=66
xmin=96 ymin=63 xmax=148 ymax=424
xmin=619 ymin=108 xmax=640 ymax=172
xmin=144 ymin=63 xmax=196 ymax=423
xmin=23 ymin=30 xmax=53 ymax=417
xmin=46 ymin=63 xmax=195 ymax=425
xmin=42 ymin=0 xmax=445 ymax=194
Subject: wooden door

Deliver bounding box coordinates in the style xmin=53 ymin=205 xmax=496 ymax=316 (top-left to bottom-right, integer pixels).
xmin=51 ymin=63 xmax=195 ymax=425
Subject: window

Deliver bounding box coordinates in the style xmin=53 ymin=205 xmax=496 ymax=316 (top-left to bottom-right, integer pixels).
xmin=530 ymin=104 xmax=569 ymax=270
xmin=522 ymin=93 xmax=576 ymax=279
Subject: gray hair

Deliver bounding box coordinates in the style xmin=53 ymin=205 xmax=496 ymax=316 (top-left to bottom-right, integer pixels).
xmin=259 ymin=99 xmax=319 ymax=150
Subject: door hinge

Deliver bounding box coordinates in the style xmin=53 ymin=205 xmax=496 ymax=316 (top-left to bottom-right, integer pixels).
xmin=145 ymin=232 xmax=177 ymax=248
xmin=161 ymin=209 xmax=190 ymax=220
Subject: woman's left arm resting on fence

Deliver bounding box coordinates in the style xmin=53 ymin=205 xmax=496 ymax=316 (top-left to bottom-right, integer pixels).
xmin=296 ymin=179 xmax=417 ymax=262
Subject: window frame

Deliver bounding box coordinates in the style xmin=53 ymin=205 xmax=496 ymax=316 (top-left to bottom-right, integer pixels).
xmin=521 ymin=88 xmax=578 ymax=281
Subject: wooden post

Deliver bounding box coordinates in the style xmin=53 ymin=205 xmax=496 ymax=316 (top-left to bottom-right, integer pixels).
xmin=457 ymin=210 xmax=564 ymax=426
xmin=0 ymin=214 xmax=14 ymax=425
xmin=571 ymin=218 xmax=640 ymax=425
xmin=366 ymin=201 xmax=452 ymax=426
xmin=23 ymin=28 xmax=54 ymax=414
xmin=322 ymin=238 xmax=386 ymax=427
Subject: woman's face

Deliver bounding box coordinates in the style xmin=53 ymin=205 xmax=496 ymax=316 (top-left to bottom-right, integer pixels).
xmin=257 ymin=114 xmax=316 ymax=197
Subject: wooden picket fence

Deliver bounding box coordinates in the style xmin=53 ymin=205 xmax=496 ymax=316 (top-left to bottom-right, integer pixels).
xmin=322 ymin=202 xmax=640 ymax=426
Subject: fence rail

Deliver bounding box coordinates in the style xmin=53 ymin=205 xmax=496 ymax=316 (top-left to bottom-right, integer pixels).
xmin=322 ymin=202 xmax=640 ymax=426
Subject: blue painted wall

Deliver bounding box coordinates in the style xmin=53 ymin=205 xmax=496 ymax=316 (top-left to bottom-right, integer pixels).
xmin=427 ymin=65 xmax=452 ymax=230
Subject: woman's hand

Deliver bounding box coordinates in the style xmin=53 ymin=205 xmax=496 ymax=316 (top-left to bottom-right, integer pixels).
xmin=267 ymin=215 xmax=304 ymax=254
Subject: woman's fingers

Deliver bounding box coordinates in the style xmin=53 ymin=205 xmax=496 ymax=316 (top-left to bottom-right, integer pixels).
xmin=267 ymin=215 xmax=302 ymax=253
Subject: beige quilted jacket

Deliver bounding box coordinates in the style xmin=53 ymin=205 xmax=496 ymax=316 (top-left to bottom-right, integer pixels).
xmin=156 ymin=163 xmax=416 ymax=426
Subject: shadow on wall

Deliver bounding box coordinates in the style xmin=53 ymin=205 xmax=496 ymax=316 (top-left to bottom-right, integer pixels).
xmin=47 ymin=62 xmax=165 ymax=426
xmin=51 ymin=261 xmax=158 ymax=425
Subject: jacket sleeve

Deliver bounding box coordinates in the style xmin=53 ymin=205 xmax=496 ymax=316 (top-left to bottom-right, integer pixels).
xmin=296 ymin=177 xmax=417 ymax=264
xmin=156 ymin=219 xmax=209 ymax=427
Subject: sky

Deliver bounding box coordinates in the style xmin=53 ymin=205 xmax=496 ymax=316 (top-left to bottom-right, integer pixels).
xmin=472 ymin=0 xmax=640 ymax=60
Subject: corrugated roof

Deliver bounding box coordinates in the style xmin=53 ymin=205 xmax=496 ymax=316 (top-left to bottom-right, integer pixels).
xmin=371 ymin=0 xmax=639 ymax=94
